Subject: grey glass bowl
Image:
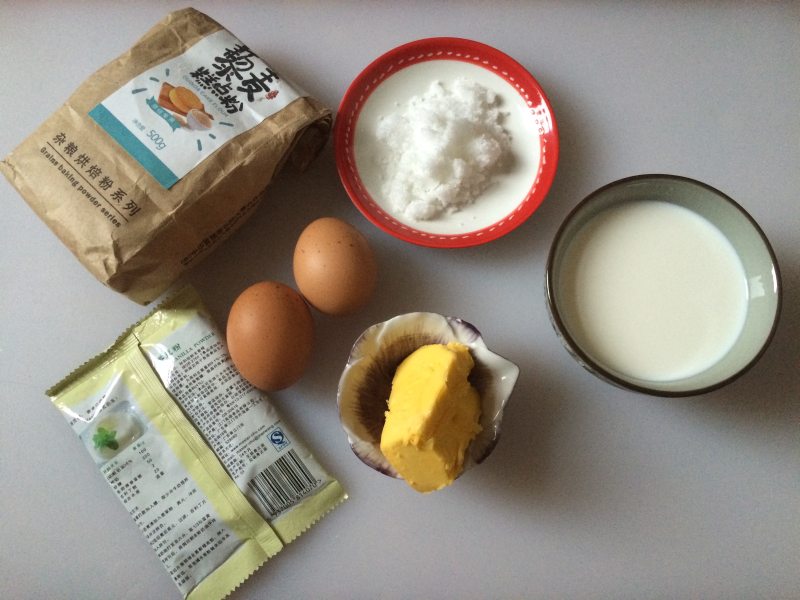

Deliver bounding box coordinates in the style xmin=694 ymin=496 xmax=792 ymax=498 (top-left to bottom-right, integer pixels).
xmin=545 ymin=174 xmax=781 ymax=397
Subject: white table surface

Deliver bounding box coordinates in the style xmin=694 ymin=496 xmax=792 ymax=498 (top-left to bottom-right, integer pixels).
xmin=2 ymin=3 xmax=798 ymax=599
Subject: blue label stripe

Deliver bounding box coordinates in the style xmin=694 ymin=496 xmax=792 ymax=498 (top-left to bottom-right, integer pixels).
xmin=145 ymin=97 xmax=182 ymax=131
xmin=88 ymin=104 xmax=179 ymax=189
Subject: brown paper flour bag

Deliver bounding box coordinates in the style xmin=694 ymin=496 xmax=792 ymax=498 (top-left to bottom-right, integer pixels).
xmin=1 ymin=8 xmax=331 ymax=304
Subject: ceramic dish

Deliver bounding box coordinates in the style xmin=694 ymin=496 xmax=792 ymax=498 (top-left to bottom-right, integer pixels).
xmin=546 ymin=174 xmax=781 ymax=397
xmin=334 ymin=37 xmax=558 ymax=248
xmin=337 ymin=312 xmax=519 ymax=479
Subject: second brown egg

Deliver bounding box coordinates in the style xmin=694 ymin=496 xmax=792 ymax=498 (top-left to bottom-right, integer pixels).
xmin=293 ymin=217 xmax=377 ymax=316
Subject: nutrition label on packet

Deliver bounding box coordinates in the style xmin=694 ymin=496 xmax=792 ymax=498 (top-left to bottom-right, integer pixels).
xmin=55 ymin=365 xmax=258 ymax=598
xmin=102 ymin=430 xmax=239 ymax=593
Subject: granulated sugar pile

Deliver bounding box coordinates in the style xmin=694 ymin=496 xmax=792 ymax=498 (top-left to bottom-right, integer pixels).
xmin=375 ymin=78 xmax=511 ymax=221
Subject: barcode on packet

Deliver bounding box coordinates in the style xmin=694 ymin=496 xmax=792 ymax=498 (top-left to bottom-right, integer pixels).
xmin=247 ymin=449 xmax=320 ymax=519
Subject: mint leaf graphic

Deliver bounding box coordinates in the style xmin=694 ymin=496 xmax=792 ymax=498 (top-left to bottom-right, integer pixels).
xmin=93 ymin=426 xmax=119 ymax=451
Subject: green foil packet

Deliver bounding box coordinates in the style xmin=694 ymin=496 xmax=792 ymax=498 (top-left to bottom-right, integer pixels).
xmin=130 ymin=285 xmax=347 ymax=541
xmin=49 ymin=337 xmax=283 ymax=599
xmin=48 ymin=285 xmax=346 ymax=598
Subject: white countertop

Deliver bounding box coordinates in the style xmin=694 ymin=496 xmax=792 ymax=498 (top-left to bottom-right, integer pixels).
xmin=1 ymin=2 xmax=798 ymax=599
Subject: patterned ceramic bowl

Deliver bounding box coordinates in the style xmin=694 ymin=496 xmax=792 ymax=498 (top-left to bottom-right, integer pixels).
xmin=334 ymin=37 xmax=558 ymax=248
xmin=337 ymin=312 xmax=519 ymax=478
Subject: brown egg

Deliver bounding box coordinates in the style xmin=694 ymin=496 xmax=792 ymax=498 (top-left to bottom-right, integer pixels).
xmin=226 ymin=281 xmax=314 ymax=391
xmin=293 ymin=217 xmax=378 ymax=316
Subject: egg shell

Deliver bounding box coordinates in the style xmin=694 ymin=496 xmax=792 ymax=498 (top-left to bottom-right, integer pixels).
xmin=293 ymin=217 xmax=378 ymax=316
xmin=226 ymin=281 xmax=314 ymax=391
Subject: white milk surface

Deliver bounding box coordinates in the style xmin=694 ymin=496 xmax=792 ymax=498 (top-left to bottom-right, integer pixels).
xmin=558 ymin=200 xmax=748 ymax=382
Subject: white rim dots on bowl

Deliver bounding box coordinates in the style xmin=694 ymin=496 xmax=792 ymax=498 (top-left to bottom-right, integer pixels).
xmin=335 ymin=37 xmax=559 ymax=248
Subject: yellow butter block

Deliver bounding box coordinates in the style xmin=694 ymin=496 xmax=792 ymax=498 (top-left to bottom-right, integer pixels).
xmin=380 ymin=342 xmax=482 ymax=493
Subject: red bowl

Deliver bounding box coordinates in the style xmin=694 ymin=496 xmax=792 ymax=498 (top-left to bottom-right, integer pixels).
xmin=334 ymin=37 xmax=559 ymax=248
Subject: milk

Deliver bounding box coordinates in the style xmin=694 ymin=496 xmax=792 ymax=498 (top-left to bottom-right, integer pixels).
xmin=558 ymin=200 xmax=748 ymax=382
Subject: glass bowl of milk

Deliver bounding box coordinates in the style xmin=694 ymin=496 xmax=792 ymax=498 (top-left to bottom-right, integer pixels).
xmin=546 ymin=174 xmax=781 ymax=396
